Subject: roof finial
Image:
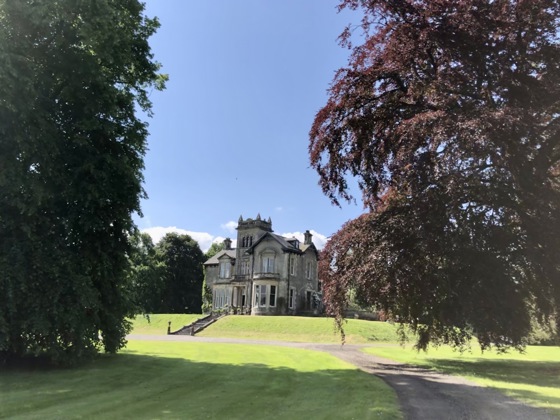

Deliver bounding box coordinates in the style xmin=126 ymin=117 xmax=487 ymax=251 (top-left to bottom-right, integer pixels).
xmin=256 ymin=213 xmax=261 ymax=220
xmin=238 ymin=215 xmax=243 ymax=223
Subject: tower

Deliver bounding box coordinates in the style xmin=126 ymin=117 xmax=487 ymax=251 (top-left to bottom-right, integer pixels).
xmin=236 ymin=214 xmax=272 ymax=251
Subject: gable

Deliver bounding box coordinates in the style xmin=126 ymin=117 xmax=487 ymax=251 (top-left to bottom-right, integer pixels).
xmin=204 ymin=249 xmax=236 ymax=266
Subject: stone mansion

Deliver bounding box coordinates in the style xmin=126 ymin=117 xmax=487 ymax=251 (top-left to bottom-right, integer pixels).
xmin=204 ymin=214 xmax=320 ymax=315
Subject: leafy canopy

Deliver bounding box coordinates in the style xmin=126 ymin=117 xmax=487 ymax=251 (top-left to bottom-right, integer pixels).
xmin=310 ymin=0 xmax=560 ymax=350
xmin=155 ymin=233 xmax=205 ymax=314
xmin=128 ymin=232 xmax=206 ymax=314
xmin=0 ymin=0 xmax=165 ymax=364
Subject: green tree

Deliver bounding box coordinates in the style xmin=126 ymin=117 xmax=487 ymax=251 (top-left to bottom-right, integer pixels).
xmin=0 ymin=0 xmax=166 ymax=364
xmin=201 ymin=241 xmax=224 ymax=313
xmin=310 ymin=0 xmax=560 ymax=350
xmin=205 ymin=241 xmax=225 ymax=260
xmin=128 ymin=231 xmax=165 ymax=314
xmin=156 ymin=233 xmax=205 ymax=314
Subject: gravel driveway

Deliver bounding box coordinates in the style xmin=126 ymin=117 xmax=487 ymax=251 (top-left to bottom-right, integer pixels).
xmin=128 ymin=334 xmax=557 ymax=420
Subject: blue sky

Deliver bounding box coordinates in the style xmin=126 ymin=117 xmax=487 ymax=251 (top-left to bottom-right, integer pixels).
xmin=137 ymin=0 xmax=364 ymax=251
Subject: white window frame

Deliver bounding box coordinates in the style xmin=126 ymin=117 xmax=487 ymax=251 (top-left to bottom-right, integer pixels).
xmin=289 ymin=257 xmax=295 ymax=276
xmin=269 ymin=285 xmax=276 ymax=307
xmin=262 ymin=255 xmax=275 ymax=273
xmin=288 ymin=287 xmax=295 ymax=309
xmin=259 ymin=285 xmax=267 ymax=306
xmin=219 ymin=260 xmax=231 ymax=278
xmin=254 ymin=284 xmax=268 ymax=307
xmin=241 ymin=259 xmax=250 ymax=275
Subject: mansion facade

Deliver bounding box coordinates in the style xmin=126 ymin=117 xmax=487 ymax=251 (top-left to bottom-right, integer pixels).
xmin=204 ymin=214 xmax=320 ymax=315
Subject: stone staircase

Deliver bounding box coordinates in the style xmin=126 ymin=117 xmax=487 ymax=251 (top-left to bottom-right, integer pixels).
xmin=168 ymin=313 xmax=225 ymax=336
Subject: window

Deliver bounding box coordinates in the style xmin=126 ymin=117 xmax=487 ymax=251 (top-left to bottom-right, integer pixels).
xmin=306 ymin=261 xmax=311 ymax=279
xmin=288 ymin=287 xmax=295 ymax=309
xmin=219 ymin=260 xmax=231 ymax=278
xmin=253 ymin=284 xmax=279 ymax=308
xmin=262 ymin=256 xmax=275 ymax=273
xmin=289 ymin=257 xmax=295 ymax=276
xmin=259 ymin=285 xmax=267 ymax=306
xmin=269 ymin=285 xmax=276 ymax=307
xmin=240 ymin=259 xmax=250 ymax=275
xmin=254 ymin=284 xmax=268 ymax=307
xmin=214 ymin=289 xmax=229 ymax=309
xmin=242 ymin=236 xmax=253 ymax=247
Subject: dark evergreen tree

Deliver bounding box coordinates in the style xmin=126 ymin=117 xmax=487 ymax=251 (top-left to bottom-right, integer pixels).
xmin=0 ymin=0 xmax=166 ymax=363
xmin=201 ymin=241 xmax=224 ymax=313
xmin=156 ymin=233 xmax=205 ymax=314
xmin=128 ymin=231 xmax=165 ymax=314
xmin=310 ymin=0 xmax=560 ymax=350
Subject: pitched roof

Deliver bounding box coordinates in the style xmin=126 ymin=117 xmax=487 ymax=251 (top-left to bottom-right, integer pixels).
xmin=203 ymin=249 xmax=236 ymax=265
xmin=300 ymin=242 xmax=318 ymax=257
xmin=245 ymin=232 xmax=303 ymax=254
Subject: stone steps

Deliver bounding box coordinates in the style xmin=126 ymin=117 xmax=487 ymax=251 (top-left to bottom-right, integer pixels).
xmin=168 ymin=313 xmax=225 ymax=336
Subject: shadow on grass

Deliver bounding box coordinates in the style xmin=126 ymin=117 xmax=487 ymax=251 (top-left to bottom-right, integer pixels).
xmin=424 ymin=358 xmax=560 ymax=388
xmin=419 ymin=357 xmax=560 ymax=415
xmin=0 ymin=351 xmax=400 ymax=420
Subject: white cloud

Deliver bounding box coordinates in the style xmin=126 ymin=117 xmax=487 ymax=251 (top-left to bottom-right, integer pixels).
xmin=280 ymin=230 xmax=328 ymax=250
xmin=220 ymin=220 xmax=237 ymax=234
xmin=142 ymin=226 xmax=216 ymax=253
xmin=141 ymin=226 xmax=324 ymax=254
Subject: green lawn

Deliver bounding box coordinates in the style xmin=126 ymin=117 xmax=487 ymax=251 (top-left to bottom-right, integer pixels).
xmin=196 ymin=315 xmax=401 ymax=343
xmin=365 ymin=344 xmax=560 ymax=417
xmin=1 ymin=340 xmax=401 ymax=420
xmin=129 ymin=314 xmax=203 ymax=335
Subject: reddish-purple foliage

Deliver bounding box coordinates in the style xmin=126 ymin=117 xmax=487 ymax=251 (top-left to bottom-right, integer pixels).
xmin=312 ymin=0 xmax=560 ymax=350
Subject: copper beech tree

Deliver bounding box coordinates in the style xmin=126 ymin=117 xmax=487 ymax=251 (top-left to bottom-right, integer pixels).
xmin=310 ymin=0 xmax=560 ymax=350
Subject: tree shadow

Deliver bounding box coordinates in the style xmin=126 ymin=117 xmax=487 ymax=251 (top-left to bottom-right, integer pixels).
xmin=404 ymin=357 xmax=560 ymax=417
xmin=0 ymin=350 xmax=401 ymax=419
xmin=423 ymin=358 xmax=560 ymax=388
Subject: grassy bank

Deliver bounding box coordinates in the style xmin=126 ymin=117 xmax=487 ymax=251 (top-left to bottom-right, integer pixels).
xmin=365 ymin=345 xmax=560 ymax=417
xmin=1 ymin=340 xmax=401 ymax=419
xmin=129 ymin=314 xmax=203 ymax=335
xmin=196 ymin=315 xmax=401 ymax=343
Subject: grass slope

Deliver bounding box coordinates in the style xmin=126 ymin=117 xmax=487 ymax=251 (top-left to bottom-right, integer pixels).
xmin=1 ymin=341 xmax=401 ymax=419
xmin=365 ymin=345 xmax=560 ymax=417
xmin=196 ymin=315 xmax=401 ymax=343
xmin=129 ymin=314 xmax=203 ymax=335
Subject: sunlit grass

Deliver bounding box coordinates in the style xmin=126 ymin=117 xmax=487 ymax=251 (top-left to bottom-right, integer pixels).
xmin=195 ymin=315 xmax=401 ymax=343
xmin=128 ymin=313 xmax=203 ymax=335
xmin=1 ymin=340 xmax=401 ymax=419
xmin=365 ymin=344 xmax=560 ymax=417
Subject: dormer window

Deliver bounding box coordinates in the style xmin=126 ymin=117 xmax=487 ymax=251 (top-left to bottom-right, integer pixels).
xmin=287 ymin=238 xmax=299 ymax=249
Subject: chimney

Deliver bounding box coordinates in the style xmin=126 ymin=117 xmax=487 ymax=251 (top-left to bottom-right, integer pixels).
xmin=223 ymin=237 xmax=232 ymax=250
xmin=304 ymin=230 xmax=312 ymax=245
